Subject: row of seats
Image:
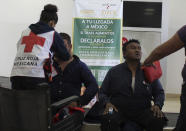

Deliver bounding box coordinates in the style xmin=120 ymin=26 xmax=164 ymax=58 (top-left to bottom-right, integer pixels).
xmin=0 ymin=83 xmax=82 ymax=131
xmin=0 ymin=77 xmax=178 ymax=131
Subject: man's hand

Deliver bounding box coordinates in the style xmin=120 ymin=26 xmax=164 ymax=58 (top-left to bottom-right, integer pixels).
xmin=103 ymin=102 xmax=118 ymax=115
xmin=141 ymin=62 xmax=156 ymax=69
xmin=151 ymin=105 xmax=164 ymax=118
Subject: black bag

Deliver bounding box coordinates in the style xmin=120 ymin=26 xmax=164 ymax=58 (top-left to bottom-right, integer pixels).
xmin=100 ymin=112 xmax=122 ymax=131
xmin=84 ymin=101 xmax=105 ymax=123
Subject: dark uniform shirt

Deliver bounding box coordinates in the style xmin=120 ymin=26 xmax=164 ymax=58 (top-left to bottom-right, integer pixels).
xmin=99 ymin=62 xmax=165 ymax=116
xmin=50 ymin=55 xmax=98 ymax=106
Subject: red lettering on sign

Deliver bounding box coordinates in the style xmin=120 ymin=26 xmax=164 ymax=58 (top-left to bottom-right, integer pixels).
xmin=21 ymin=32 xmax=46 ymax=52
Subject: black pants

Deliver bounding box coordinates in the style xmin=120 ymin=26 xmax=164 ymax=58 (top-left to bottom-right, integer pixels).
xmin=10 ymin=76 xmax=46 ymax=90
xmin=101 ymin=111 xmax=123 ymax=131
xmin=101 ymin=108 xmax=167 ymax=131
xmin=174 ymin=84 xmax=186 ymax=131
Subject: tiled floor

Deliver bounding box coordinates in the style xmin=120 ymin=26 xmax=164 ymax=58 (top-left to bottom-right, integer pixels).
xmin=161 ymin=94 xmax=180 ymax=131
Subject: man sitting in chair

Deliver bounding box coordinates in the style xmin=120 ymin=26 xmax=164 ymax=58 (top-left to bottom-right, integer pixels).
xmin=50 ymin=32 xmax=98 ymax=122
xmin=99 ymin=39 xmax=167 ymax=131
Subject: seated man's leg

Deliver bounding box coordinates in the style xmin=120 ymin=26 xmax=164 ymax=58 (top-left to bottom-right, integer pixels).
xmin=122 ymin=121 xmax=143 ymax=131
xmin=100 ymin=112 xmax=123 ymax=131
xmin=135 ymin=109 xmax=167 ymax=131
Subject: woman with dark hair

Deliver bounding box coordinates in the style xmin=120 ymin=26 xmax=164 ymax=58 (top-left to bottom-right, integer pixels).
xmin=143 ymin=25 xmax=186 ymax=131
xmin=10 ymin=4 xmax=70 ymax=89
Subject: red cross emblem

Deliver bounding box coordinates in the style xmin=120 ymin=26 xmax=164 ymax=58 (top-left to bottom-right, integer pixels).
xmin=21 ymin=32 xmax=46 ymax=53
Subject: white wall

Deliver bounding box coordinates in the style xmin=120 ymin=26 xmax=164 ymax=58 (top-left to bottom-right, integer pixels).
xmin=0 ymin=0 xmax=74 ymax=76
xmin=0 ymin=0 xmax=186 ymax=94
xmin=123 ymin=0 xmax=168 ymax=90
xmin=165 ymin=0 xmax=186 ymax=94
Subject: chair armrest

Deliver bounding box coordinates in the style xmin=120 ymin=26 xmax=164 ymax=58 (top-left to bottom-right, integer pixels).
xmin=51 ymin=96 xmax=79 ymax=109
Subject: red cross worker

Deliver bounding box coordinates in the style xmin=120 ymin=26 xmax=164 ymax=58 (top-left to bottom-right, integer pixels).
xmin=10 ymin=4 xmax=70 ymax=90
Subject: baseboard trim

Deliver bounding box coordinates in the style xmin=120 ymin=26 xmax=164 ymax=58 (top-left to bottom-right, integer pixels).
xmin=165 ymin=93 xmax=180 ymax=99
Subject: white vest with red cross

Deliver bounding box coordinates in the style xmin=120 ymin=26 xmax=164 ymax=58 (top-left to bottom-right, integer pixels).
xmin=11 ymin=28 xmax=55 ymax=78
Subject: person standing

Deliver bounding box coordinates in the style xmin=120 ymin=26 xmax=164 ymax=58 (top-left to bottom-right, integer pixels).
xmin=143 ymin=25 xmax=186 ymax=131
xmin=11 ymin=4 xmax=70 ymax=90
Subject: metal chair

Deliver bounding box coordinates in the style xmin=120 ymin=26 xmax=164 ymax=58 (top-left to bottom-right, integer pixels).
xmin=0 ymin=83 xmax=80 ymax=131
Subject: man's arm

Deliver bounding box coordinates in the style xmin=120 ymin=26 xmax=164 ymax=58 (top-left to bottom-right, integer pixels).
xmin=144 ymin=32 xmax=184 ymax=65
xmin=151 ymin=79 xmax=165 ymax=118
xmin=99 ymin=70 xmax=112 ymax=106
xmin=99 ymin=69 xmax=118 ymax=113
xmin=79 ymin=63 xmax=98 ymax=106
xmin=151 ymin=79 xmax=165 ymax=109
